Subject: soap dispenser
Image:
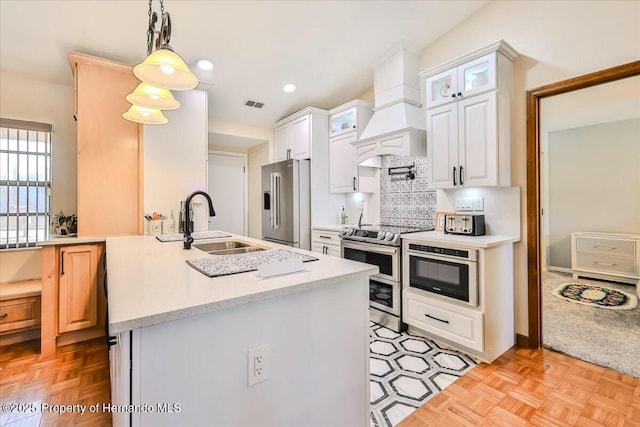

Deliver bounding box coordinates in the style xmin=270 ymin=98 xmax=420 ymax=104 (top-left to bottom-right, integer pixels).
xmin=341 ymin=206 xmax=348 ymax=225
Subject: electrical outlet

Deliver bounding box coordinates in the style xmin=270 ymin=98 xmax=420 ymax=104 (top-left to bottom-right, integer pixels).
xmin=454 ymin=197 xmax=473 ymax=211
xmin=248 ymin=345 xmax=269 ymax=386
xmin=473 ymin=197 xmax=484 ymax=211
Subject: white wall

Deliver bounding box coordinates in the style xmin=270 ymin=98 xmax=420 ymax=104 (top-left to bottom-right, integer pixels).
xmin=209 ymin=119 xmax=273 ymax=238
xmin=0 ymin=71 xmax=76 ymax=281
xmin=417 ymin=0 xmax=640 ymax=335
xmin=547 ymin=118 xmax=640 ymax=268
xmin=248 ymin=142 xmax=269 ymax=238
xmin=144 ymin=90 xmax=208 ymax=232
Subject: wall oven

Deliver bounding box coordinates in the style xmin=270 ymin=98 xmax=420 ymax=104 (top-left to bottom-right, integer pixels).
xmin=404 ymin=243 xmax=479 ymax=307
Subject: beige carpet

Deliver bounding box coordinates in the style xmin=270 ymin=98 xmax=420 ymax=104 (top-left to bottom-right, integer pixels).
xmin=543 ymin=271 xmax=640 ymax=378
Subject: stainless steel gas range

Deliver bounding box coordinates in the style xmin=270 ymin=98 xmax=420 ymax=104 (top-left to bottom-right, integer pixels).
xmin=340 ymin=224 xmax=434 ymax=332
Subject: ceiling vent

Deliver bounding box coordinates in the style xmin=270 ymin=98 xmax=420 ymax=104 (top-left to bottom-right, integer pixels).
xmin=245 ymin=100 xmax=265 ymax=109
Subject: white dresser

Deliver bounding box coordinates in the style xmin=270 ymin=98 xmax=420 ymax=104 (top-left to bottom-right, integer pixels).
xmin=571 ymin=232 xmax=640 ymax=286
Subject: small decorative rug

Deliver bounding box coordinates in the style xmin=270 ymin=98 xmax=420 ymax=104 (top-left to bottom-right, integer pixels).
xmin=552 ymin=282 xmax=638 ymax=310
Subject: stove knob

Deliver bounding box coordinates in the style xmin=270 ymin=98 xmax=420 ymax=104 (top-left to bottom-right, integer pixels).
xmin=384 ymin=232 xmax=395 ymax=241
xmin=377 ymin=231 xmax=386 ymax=240
xmin=339 ymin=228 xmax=348 ymax=237
xmin=346 ymin=228 xmax=355 ymax=236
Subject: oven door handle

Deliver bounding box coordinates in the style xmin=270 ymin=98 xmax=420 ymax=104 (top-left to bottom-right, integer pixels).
xmin=342 ymin=241 xmax=399 ymax=255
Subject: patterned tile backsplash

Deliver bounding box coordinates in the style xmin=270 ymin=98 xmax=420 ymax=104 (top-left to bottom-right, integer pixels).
xmin=380 ymin=155 xmax=437 ymax=228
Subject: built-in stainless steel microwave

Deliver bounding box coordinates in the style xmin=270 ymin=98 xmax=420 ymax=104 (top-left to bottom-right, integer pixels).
xmin=403 ymin=243 xmax=478 ymax=307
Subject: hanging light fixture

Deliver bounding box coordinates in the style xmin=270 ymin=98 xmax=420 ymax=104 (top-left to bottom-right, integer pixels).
xmin=133 ymin=0 xmax=198 ymax=91
xmin=126 ymin=82 xmax=180 ymax=110
xmin=123 ymin=0 xmax=197 ymax=124
xmin=122 ymin=105 xmax=169 ymax=125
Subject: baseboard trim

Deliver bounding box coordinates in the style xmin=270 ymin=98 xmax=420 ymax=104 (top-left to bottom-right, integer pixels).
xmin=516 ymin=333 xmax=530 ymax=348
xmin=0 ymin=328 xmax=40 ymax=346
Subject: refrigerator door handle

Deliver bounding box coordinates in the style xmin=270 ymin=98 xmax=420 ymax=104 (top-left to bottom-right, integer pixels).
xmin=270 ymin=173 xmax=276 ymax=229
xmin=273 ymin=172 xmax=281 ymax=229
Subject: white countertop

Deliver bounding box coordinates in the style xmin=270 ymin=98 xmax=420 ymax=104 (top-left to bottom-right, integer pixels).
xmin=39 ymin=234 xmax=107 ymax=246
xmin=401 ymin=231 xmax=520 ymax=248
xmin=312 ymin=224 xmax=353 ymax=231
xmin=106 ymin=233 xmax=377 ymax=334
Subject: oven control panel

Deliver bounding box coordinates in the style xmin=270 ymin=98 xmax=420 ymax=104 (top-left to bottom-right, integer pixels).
xmin=408 ymin=244 xmax=471 ymax=260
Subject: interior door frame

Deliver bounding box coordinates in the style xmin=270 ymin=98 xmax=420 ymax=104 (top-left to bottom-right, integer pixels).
xmin=525 ymin=60 xmax=640 ymax=348
xmin=207 ymin=150 xmax=248 ymax=235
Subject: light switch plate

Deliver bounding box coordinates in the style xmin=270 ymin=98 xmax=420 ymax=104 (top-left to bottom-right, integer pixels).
xmin=473 ymin=197 xmax=484 ymax=211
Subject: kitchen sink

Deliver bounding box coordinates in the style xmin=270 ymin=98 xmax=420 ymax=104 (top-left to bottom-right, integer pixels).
xmin=194 ymin=240 xmax=265 ymax=255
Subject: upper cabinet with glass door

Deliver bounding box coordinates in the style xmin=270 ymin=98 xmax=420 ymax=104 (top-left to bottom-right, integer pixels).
xmin=329 ymin=100 xmax=372 ymax=138
xmin=424 ymin=41 xmax=517 ymax=108
xmin=426 ymin=53 xmax=497 ymax=108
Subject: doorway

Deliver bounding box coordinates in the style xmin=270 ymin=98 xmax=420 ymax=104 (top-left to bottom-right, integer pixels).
xmin=525 ymin=60 xmax=640 ymax=349
xmin=207 ymin=151 xmax=248 ymax=235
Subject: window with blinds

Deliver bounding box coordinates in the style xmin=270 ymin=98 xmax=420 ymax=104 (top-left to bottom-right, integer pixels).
xmin=0 ymin=118 xmax=52 ymax=249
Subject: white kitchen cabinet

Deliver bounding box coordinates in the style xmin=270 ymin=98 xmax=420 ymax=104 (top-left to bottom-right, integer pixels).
xmin=425 ymin=52 xmax=497 ymax=108
xmin=402 ymin=236 xmax=516 ymax=363
xmin=427 ymin=91 xmax=498 ymax=189
xmin=329 ymin=131 xmax=379 ymax=193
xmin=421 ymin=40 xmax=517 ymax=190
xmin=274 ymin=114 xmax=311 ymax=161
xmin=273 ymin=106 xmax=341 ymax=226
xmin=328 ymin=100 xmax=378 ymax=194
xmin=311 ymin=227 xmax=342 ymax=257
xmin=571 ymin=232 xmax=640 ymax=286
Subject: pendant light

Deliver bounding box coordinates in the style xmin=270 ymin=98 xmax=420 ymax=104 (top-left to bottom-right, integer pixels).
xmin=133 ymin=48 xmax=198 ymax=91
xmin=122 ymin=105 xmax=169 ymax=125
xmin=126 ymin=82 xmax=180 ymax=110
xmin=123 ymin=0 xmax=197 ymax=124
xmin=133 ymin=0 xmax=198 ymax=91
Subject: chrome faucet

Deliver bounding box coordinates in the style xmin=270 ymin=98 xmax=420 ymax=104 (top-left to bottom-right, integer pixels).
xmin=183 ymin=191 xmax=216 ymax=249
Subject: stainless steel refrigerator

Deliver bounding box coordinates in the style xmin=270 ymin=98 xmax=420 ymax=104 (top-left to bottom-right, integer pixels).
xmin=262 ymin=159 xmax=311 ymax=249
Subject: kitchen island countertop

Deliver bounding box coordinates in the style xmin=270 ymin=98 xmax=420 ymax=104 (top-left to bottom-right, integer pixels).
xmin=106 ymin=233 xmax=377 ymax=334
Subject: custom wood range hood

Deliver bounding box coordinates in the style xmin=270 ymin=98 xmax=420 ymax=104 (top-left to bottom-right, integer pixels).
xmin=355 ymin=40 xmax=427 ymax=163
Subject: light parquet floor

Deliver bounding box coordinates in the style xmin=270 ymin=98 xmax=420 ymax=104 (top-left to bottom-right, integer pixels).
xmin=0 ymin=338 xmax=112 ymax=427
xmin=399 ymin=347 xmax=640 ymax=427
xmin=1 ymin=339 xmax=639 ymax=426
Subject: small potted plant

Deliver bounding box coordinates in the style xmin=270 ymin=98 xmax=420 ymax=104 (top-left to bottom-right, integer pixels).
xmin=52 ymin=210 xmax=78 ymax=236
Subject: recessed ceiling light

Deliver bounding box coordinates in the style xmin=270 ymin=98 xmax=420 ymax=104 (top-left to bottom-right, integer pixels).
xmin=283 ymin=83 xmax=296 ymax=93
xmin=196 ymin=59 xmax=214 ymax=71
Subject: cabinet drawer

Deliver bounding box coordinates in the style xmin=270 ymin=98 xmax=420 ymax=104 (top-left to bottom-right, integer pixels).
xmin=311 ymin=229 xmax=341 ymax=245
xmin=576 ymin=237 xmax=635 ymax=257
xmin=0 ymin=296 xmax=41 ymax=333
xmin=404 ymin=292 xmax=483 ymax=352
xmin=575 ymin=253 xmax=636 ymax=276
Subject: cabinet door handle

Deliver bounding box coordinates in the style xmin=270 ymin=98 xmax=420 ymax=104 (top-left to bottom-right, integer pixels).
xmin=425 ymin=313 xmax=450 ymax=324
xmin=453 ymin=166 xmax=457 ymax=186
xmin=594 ymin=262 xmax=616 ymax=266
xmin=353 ymin=177 xmax=357 ymax=191
xmin=451 ymin=93 xmax=457 ymax=98
xmin=594 ymin=246 xmax=616 ymax=250
xmin=61 ymin=250 xmax=65 ymax=275
xmin=287 ymin=148 xmax=291 ymax=159
xmin=459 ymin=165 xmax=464 ymax=185
xmin=0 ymin=313 xmax=8 ymax=320
xmin=457 ymin=92 xmax=462 ymax=97
xmin=319 ymin=235 xmax=331 ymax=239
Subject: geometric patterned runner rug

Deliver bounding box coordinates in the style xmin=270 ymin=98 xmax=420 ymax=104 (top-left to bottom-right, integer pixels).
xmin=370 ymin=322 xmax=478 ymax=426
xmin=552 ymin=282 xmax=638 ymax=310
